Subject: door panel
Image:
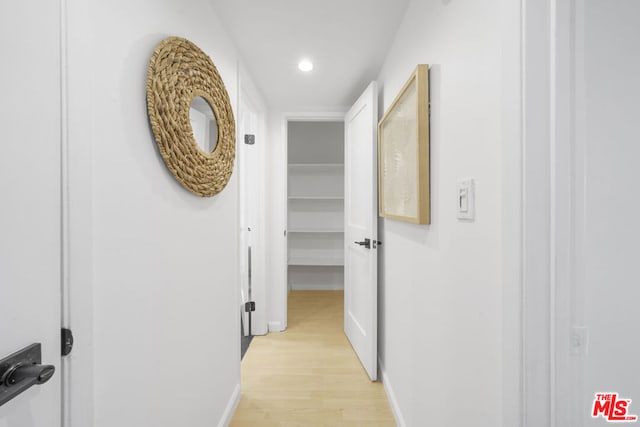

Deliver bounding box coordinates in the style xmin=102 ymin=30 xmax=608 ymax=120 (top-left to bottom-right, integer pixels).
xmin=344 ymin=82 xmax=378 ymax=381
xmin=0 ymin=1 xmax=62 ymax=425
xmin=347 ymin=249 xmax=368 ymax=334
xmin=239 ymin=95 xmax=261 ymax=336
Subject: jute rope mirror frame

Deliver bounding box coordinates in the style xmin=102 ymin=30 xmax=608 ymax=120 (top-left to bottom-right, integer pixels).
xmin=146 ymin=36 xmax=235 ymax=197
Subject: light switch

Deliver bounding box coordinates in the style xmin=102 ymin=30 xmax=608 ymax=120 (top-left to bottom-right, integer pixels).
xmin=457 ymin=179 xmax=475 ymax=220
xmin=459 ymin=188 xmax=469 ymax=212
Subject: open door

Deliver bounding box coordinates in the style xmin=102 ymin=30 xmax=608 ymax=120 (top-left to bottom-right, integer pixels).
xmin=344 ymin=82 xmax=378 ymax=381
xmin=239 ymin=101 xmax=258 ymax=337
xmin=0 ymin=1 xmax=63 ymax=424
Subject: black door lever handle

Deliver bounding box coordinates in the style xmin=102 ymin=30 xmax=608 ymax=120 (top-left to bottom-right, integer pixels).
xmin=0 ymin=343 xmax=55 ymax=407
xmin=354 ymin=238 xmax=371 ymax=249
xmin=3 ymin=363 xmax=55 ymax=386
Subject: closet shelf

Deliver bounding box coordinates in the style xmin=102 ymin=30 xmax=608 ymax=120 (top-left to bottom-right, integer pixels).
xmin=287 ymin=127 xmax=344 ymax=290
xmin=288 ymin=256 xmax=345 ymax=266
xmin=288 ymin=163 xmax=344 ymax=169
xmin=288 ymin=228 xmax=344 ymax=234
xmin=288 ymin=196 xmax=344 ymax=200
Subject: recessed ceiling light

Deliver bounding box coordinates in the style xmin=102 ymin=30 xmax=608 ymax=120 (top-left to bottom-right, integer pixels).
xmin=298 ymin=59 xmax=313 ymax=72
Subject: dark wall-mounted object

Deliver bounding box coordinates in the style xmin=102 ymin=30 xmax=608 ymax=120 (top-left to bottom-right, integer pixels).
xmin=0 ymin=343 xmax=55 ymax=407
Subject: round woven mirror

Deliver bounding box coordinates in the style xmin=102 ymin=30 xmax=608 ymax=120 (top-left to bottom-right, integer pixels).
xmin=146 ymin=37 xmax=235 ymax=197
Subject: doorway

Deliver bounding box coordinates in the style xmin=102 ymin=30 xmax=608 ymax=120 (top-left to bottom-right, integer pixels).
xmin=238 ymin=85 xmax=267 ymax=359
xmin=277 ymin=83 xmax=379 ymax=380
xmin=286 ymin=120 xmax=345 ymax=294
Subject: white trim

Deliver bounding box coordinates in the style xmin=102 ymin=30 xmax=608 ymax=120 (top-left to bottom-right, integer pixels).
xmin=521 ymin=0 xmax=567 ymax=425
xmin=523 ymin=0 xmax=552 ymax=423
xmin=500 ymin=0 xmax=525 ymax=424
xmin=379 ymin=358 xmax=407 ymax=427
xmin=60 ymin=0 xmax=71 ymax=425
xmin=63 ymin=1 xmax=95 ymax=425
xmin=268 ymin=321 xmax=285 ymax=333
xmin=520 ymin=1 xmax=577 ymax=425
xmin=238 ymin=69 xmax=269 ymax=336
xmin=217 ymin=383 xmax=241 ymax=427
xmin=280 ymin=117 xmax=289 ymax=328
xmin=549 ymin=1 xmax=559 ymax=424
xmin=550 ymin=1 xmax=576 ymax=425
xmin=60 ymin=0 xmax=70 ymax=332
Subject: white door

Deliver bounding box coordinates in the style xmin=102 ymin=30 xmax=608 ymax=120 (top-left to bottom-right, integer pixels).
xmin=0 ymin=1 xmax=62 ymax=426
xmin=239 ymin=98 xmax=259 ymax=336
xmin=344 ymin=82 xmax=379 ymax=381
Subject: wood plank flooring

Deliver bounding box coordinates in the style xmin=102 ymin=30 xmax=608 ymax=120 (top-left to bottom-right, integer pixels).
xmin=230 ymin=290 xmax=396 ymax=426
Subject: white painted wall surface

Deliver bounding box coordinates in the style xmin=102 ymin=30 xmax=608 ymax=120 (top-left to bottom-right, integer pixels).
xmin=63 ymin=0 xmax=261 ymax=425
xmin=376 ymin=1 xmax=505 ymax=425
xmin=571 ymin=1 xmax=640 ymax=424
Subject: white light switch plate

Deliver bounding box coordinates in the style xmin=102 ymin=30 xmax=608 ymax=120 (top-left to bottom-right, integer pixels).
xmin=457 ymin=179 xmax=475 ymax=220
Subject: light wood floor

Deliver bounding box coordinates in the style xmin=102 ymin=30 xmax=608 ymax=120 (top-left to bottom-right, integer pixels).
xmin=230 ymin=290 xmax=396 ymax=427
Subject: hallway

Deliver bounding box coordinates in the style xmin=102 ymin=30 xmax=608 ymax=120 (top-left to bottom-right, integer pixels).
xmin=230 ymin=291 xmax=395 ymax=426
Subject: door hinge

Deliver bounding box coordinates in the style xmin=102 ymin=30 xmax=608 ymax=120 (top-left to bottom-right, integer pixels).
xmin=61 ymin=328 xmax=74 ymax=357
xmin=244 ymin=301 xmax=256 ymax=312
xmin=244 ymin=134 xmax=255 ymax=145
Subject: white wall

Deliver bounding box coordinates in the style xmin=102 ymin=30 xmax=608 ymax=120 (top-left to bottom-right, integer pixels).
xmin=64 ymin=0 xmax=263 ymax=425
xmin=568 ymin=1 xmax=640 ymax=424
xmin=376 ymin=1 xmax=508 ymax=425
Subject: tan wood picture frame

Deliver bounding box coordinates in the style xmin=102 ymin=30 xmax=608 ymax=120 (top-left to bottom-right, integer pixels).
xmin=378 ymin=64 xmax=430 ymax=224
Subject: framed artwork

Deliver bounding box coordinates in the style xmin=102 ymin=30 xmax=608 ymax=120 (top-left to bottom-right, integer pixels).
xmin=378 ymin=64 xmax=430 ymax=224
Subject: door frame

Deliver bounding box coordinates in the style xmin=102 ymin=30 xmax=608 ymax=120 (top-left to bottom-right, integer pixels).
xmin=275 ymin=112 xmax=346 ymax=331
xmin=62 ymin=0 xmax=95 ymax=425
xmin=516 ymin=0 xmax=575 ymax=425
xmin=59 ymin=0 xmax=100 ymax=427
xmin=237 ymin=79 xmax=268 ymax=336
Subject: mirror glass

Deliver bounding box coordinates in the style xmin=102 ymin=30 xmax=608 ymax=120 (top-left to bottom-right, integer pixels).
xmin=189 ymin=97 xmax=219 ymax=153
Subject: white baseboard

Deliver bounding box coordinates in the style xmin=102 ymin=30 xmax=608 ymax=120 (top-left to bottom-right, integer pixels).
xmin=268 ymin=321 xmax=285 ymax=332
xmin=218 ymin=383 xmax=241 ymax=427
xmin=379 ymin=358 xmax=407 ymax=427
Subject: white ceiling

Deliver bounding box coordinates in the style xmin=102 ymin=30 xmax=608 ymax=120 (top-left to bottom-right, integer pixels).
xmin=210 ymin=0 xmax=410 ymax=111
